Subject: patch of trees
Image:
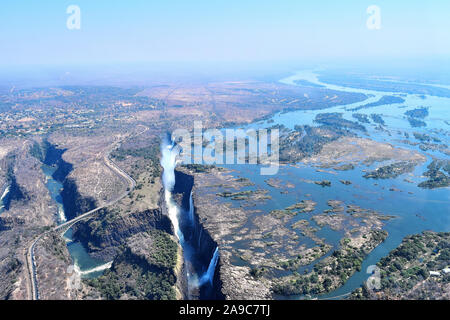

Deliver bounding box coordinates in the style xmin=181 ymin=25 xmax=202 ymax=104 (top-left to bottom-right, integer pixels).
xmin=405 ymin=107 xmax=429 ymax=119
xmin=418 ymin=160 xmax=450 ymax=189
xmin=314 ymin=113 xmax=367 ymax=132
xmin=363 ymin=161 xmax=416 ymax=179
xmin=86 ymin=229 xmax=178 ymax=300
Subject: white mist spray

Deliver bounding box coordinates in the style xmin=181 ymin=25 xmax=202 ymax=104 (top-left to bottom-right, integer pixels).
xmin=0 ymin=185 xmax=9 ymax=211
xmin=160 ymin=137 xmax=184 ymax=243
xmin=199 ymin=246 xmax=219 ymax=286
xmin=188 ymin=191 xmax=195 ymax=226
xmin=161 ymin=135 xmax=219 ymax=293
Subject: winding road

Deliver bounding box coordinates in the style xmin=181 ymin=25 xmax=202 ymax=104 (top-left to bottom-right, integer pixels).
xmin=24 ymin=127 xmax=147 ymax=300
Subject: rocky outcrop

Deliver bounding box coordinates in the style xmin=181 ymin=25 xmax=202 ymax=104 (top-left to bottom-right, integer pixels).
xmin=84 ymin=229 xmax=178 ymax=300
xmin=72 ymin=207 xmax=173 ymax=261
xmin=60 ymin=178 xmax=97 ymax=221
xmin=173 ymin=168 xmax=224 ymax=300
xmin=0 ymin=255 xmax=22 ymax=300
xmin=3 ymin=168 xmax=27 ymax=211
xmin=41 ymin=141 xmax=97 ymax=221
xmin=172 ymin=169 xmax=194 ymax=210
xmin=177 ymin=166 xmax=274 ymax=300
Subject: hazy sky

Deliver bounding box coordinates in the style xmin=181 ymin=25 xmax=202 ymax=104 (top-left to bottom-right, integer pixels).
xmin=1 ymin=0 xmax=449 ymax=67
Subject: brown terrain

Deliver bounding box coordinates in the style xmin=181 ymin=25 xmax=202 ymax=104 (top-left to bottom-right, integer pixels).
xmin=1 ymin=76 xmax=442 ymax=301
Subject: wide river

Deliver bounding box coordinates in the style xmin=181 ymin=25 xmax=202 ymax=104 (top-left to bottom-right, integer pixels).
xmin=40 ymin=69 xmax=449 ymax=297
xmin=218 ymin=70 xmax=450 ymax=299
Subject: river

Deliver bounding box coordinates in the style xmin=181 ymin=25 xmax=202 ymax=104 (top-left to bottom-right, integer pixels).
xmin=215 ymin=69 xmax=449 ymax=299
xmin=42 ymin=164 xmax=111 ymax=279
xmin=160 ymin=137 xmax=220 ymax=299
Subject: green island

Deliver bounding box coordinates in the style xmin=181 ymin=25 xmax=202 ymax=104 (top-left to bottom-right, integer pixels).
xmin=273 ymin=230 xmax=388 ymax=296
xmin=351 ymin=231 xmax=449 ymax=300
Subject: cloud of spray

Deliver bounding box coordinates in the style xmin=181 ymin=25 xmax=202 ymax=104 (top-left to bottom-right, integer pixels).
xmin=199 ymin=247 xmax=219 ymax=286
xmin=160 ymin=136 xmax=179 ymax=192
xmin=160 ymin=135 xmax=184 ymax=242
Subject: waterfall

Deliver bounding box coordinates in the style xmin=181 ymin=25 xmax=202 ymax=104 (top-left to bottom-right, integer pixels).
xmin=199 ymin=247 xmax=219 ymax=286
xmin=160 ymin=135 xmax=220 ymax=297
xmin=161 ymin=137 xmax=178 ymax=192
xmin=75 ymin=261 xmax=113 ymax=276
xmin=0 ymin=185 xmax=9 ymax=212
xmin=197 ymin=228 xmax=203 ymax=250
xmin=188 ymin=191 xmax=195 ymax=226
xmin=160 ymin=137 xmax=184 ymax=243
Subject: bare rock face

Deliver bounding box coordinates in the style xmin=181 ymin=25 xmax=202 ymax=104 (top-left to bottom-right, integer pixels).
xmin=3 ymin=140 xmax=55 ymax=226
xmin=48 ymin=132 xmax=128 ymax=215
xmin=82 ymin=229 xmax=179 ymax=300
xmin=0 ymin=137 xmax=58 ymax=300
xmin=219 ymin=258 xmax=271 ymax=300
xmin=71 ymin=206 xmax=173 ymax=261
xmin=0 ymin=252 xmax=23 ymax=300
xmin=33 ymin=232 xmax=73 ymax=300
xmin=302 ymin=136 xmax=426 ymax=168
xmin=175 ymin=166 xmax=273 ymax=299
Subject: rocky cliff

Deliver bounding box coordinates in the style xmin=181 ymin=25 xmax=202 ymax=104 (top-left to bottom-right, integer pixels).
xmin=84 ymin=229 xmax=178 ymax=300
xmin=173 ymin=168 xmax=224 ymax=300
xmin=72 ymin=206 xmax=173 ymax=261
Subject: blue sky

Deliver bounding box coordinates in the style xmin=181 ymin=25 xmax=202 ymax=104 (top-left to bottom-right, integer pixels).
xmin=0 ymin=0 xmax=449 ymax=67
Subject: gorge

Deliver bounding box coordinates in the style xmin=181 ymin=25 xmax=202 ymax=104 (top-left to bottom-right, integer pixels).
xmin=160 ymin=135 xmax=223 ymax=299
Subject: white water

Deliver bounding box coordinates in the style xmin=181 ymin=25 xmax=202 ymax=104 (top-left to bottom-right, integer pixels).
xmin=0 ymin=185 xmax=9 ymax=201
xmin=75 ymin=261 xmax=113 ymax=276
xmin=188 ymin=191 xmax=195 ymax=226
xmin=160 ymin=136 xmax=220 ymax=293
xmin=160 ymin=138 xmax=185 ymax=242
xmin=0 ymin=185 xmax=9 ymax=211
xmin=199 ymin=247 xmax=219 ymax=286
xmin=57 ymin=204 xmax=66 ymax=223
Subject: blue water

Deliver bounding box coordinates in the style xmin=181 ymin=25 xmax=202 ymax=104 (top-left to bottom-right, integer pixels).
xmin=42 ymin=164 xmax=108 ymax=278
xmin=63 ymin=229 xmax=107 ymax=279
xmin=161 ymin=139 xmax=219 ymax=297
xmin=215 ymin=70 xmax=450 ymax=299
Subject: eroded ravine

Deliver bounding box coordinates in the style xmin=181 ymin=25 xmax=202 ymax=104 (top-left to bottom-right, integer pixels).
xmin=160 ymin=136 xmax=223 ymax=299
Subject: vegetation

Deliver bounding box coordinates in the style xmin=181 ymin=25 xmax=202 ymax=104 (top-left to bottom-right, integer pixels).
xmin=404 ymin=105 xmax=429 ymax=127
xmin=348 ymin=95 xmax=405 ymax=111
xmin=42 ymin=232 xmax=71 ymax=263
xmin=278 ymin=124 xmax=355 ymax=163
xmin=273 ymin=230 xmax=388 ymax=296
xmin=405 ymin=107 xmax=429 ymax=119
xmin=314 ymin=113 xmax=366 ymax=132
xmin=352 ymin=113 xmax=370 ymax=124
xmin=363 ymin=161 xmax=416 ymax=179
xmin=351 ymin=232 xmax=450 ymax=300
xmin=111 ymin=144 xmax=161 ymax=178
xmin=370 ymin=114 xmax=385 ymax=125
xmin=270 ymin=200 xmax=317 ymax=218
xmin=418 ymin=160 xmax=450 ymax=189
xmin=86 ymin=229 xmax=178 ymax=300
xmin=182 ymin=164 xmax=217 ymax=173
xmin=216 ymin=189 xmax=269 ymax=201
xmin=413 ymin=132 xmax=437 ymax=143
xmin=314 ymin=180 xmax=331 ymax=187
xmin=407 ymin=117 xmax=426 ymax=127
